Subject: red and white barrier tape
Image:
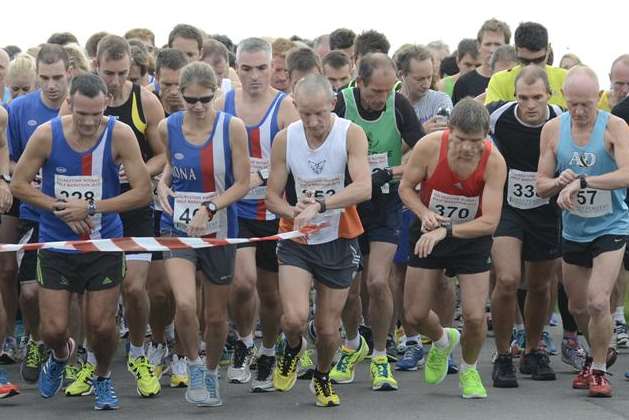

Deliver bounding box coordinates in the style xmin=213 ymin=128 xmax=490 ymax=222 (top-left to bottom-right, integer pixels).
xmin=0 ymin=225 xmax=323 ymax=253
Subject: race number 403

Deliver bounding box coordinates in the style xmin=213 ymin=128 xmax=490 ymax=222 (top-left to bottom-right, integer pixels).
xmin=173 ymin=191 xmax=220 ymax=235
xmin=54 ymin=175 xmax=103 ymax=201
xmin=428 ymin=190 xmax=479 ymax=224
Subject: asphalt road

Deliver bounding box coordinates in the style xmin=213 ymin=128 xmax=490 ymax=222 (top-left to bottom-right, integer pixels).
xmin=3 ymin=327 xmax=629 ymax=420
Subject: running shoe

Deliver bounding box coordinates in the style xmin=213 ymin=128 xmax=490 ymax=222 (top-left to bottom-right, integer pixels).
xmin=395 ymin=343 xmax=425 ymax=371
xmin=147 ymin=342 xmax=169 ymax=379
xmin=251 ymin=354 xmax=275 ymax=392
xmin=310 ymin=372 xmax=340 ymax=407
xmin=170 ymin=355 xmax=189 ymax=388
xmin=459 ymin=367 xmax=487 ymax=399
xmin=185 ymin=363 xmax=209 ymax=405
xmin=589 ymin=369 xmax=612 ymax=398
xmin=21 ymin=338 xmax=45 ymax=383
xmin=330 ymin=336 xmax=368 ymax=383
xmin=94 ymin=377 xmax=119 ymax=410
xmin=65 ymin=361 xmax=95 ymax=396
xmin=0 ymin=336 xmax=17 ymax=365
xmin=561 ymin=337 xmax=586 ymax=371
xmin=272 ymin=338 xmax=305 ymax=392
xmin=228 ymin=341 xmax=255 ymax=384
xmin=369 ymin=354 xmax=398 ymax=391
xmin=425 ymin=328 xmax=460 ymax=385
xmin=0 ymin=368 xmax=19 ymax=399
xmin=492 ymin=353 xmax=518 ymax=388
xmin=128 ymin=355 xmax=160 ymax=397
xmin=39 ymin=338 xmax=75 ymax=398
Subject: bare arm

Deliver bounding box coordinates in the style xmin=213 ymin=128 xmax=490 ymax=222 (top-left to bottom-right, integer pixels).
xmin=141 ymin=87 xmax=167 ymax=176
xmin=536 ymin=120 xmax=574 ymax=198
xmin=0 ymin=108 xmax=13 ymax=211
xmin=583 ymin=117 xmax=629 ymax=189
xmin=156 ymin=119 xmax=175 ymax=214
xmin=399 ymin=133 xmax=437 ymax=219
xmin=214 ymin=117 xmax=250 ymax=209
xmin=277 ymin=97 xmax=300 ymax=129
xmin=265 ymin=130 xmax=295 ymax=219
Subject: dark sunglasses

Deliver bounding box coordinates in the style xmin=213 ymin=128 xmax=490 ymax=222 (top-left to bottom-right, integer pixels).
xmin=182 ymin=95 xmax=214 ymax=104
xmin=518 ymin=55 xmax=547 ymax=65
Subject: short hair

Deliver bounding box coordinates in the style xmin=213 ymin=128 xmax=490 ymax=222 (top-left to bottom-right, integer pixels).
xmin=611 ymin=54 xmax=629 ymax=72
xmin=448 ymin=97 xmax=490 ymax=134
xmin=515 ymin=64 xmax=551 ymax=94
xmin=294 ymin=73 xmax=335 ymax=101
xmin=124 ymin=28 xmax=156 ymax=46
xmin=36 ymin=44 xmax=70 ymax=70
xmin=168 ymin=24 xmax=204 ymax=51
xmin=271 ymin=38 xmax=295 ymax=58
xmin=329 ymin=28 xmax=356 ymax=51
xmin=354 ymin=30 xmax=390 ymax=58
xmin=96 ymin=35 xmax=130 ymax=62
xmin=47 ymin=32 xmax=79 ymax=46
xmin=4 ymin=46 xmax=22 ymax=60
xmin=440 ymin=54 xmax=458 ymax=76
xmin=70 ymin=72 xmax=108 ymax=98
xmin=201 ymin=39 xmax=229 ymax=62
xmin=85 ymin=32 xmax=109 ymax=59
xmin=63 ymin=43 xmax=90 ymax=73
xmin=514 ymin=22 xmax=548 ymax=52
xmin=286 ymin=47 xmax=322 ymax=78
xmin=477 ymin=18 xmax=511 ymax=44
xmin=179 ymin=61 xmax=217 ymax=92
xmin=357 ymin=53 xmax=395 ymax=85
xmin=156 ymin=48 xmax=189 ymax=75
xmin=129 ymin=45 xmax=149 ymax=76
xmin=210 ymin=34 xmax=235 ymax=53
xmin=559 ymin=53 xmax=582 ymax=69
xmin=427 ymin=40 xmax=450 ymax=55
xmin=457 ymin=39 xmax=480 ymax=61
xmin=237 ymin=37 xmax=272 ymax=63
xmin=394 ymin=44 xmax=433 ymax=76
xmin=322 ymin=50 xmax=351 ymax=70
xmin=490 ymin=45 xmax=517 ymax=71
xmin=7 ymin=54 xmax=36 ymax=83
xmin=564 ymin=65 xmax=600 ymax=93
xmin=313 ymin=34 xmax=329 ymax=49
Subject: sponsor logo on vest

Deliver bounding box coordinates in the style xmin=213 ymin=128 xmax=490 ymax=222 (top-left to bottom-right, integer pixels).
xmin=568 ymin=152 xmax=596 ymax=168
xmin=172 ymin=166 xmax=197 ymax=181
xmin=308 ymin=160 xmax=326 ymax=175
xmin=27 ymin=120 xmax=38 ymax=127
xmin=174 ymin=153 xmax=185 ymax=160
xmin=55 ymin=167 xmax=67 ymax=174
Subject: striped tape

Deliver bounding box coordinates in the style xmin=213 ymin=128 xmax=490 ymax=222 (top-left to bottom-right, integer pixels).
xmin=0 ymin=225 xmax=323 ymax=253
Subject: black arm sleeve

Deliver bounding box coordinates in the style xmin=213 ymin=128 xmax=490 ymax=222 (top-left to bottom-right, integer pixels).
xmin=394 ymin=93 xmax=424 ymax=148
xmin=333 ymin=90 xmax=346 ymax=117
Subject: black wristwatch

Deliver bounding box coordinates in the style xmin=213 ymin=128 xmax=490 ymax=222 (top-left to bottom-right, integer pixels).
xmin=315 ymin=198 xmax=326 ymax=213
xmin=441 ymin=221 xmax=453 ymax=238
xmin=578 ymin=174 xmax=588 ymax=189
xmin=202 ymin=201 xmax=218 ymax=218
xmin=0 ymin=174 xmax=10 ymax=184
xmin=87 ymin=198 xmax=97 ymax=216
xmin=258 ymin=168 xmax=269 ymax=186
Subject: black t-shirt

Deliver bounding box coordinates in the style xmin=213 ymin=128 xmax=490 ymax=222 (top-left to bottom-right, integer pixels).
xmin=452 ymin=70 xmax=489 ymax=105
xmin=333 ymin=87 xmax=424 ymax=148
xmin=612 ymin=96 xmax=629 ymax=124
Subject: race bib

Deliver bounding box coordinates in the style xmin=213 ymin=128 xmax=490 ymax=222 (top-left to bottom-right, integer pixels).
xmin=368 ymin=152 xmax=390 ymax=194
xmin=173 ymin=191 xmax=221 ymax=236
xmin=428 ymin=190 xmax=479 ymax=224
xmin=152 ymin=176 xmax=163 ymax=212
xmin=569 ymin=188 xmax=612 ymax=218
xmin=507 ymin=169 xmax=549 ymax=210
xmin=244 ymin=157 xmax=270 ymax=200
xmin=54 ymin=175 xmax=102 ymax=201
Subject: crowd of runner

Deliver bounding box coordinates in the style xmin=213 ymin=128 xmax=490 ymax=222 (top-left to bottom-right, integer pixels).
xmin=0 ymin=18 xmax=628 ymax=410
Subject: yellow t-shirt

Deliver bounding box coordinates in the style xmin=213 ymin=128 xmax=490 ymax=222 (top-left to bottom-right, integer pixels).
xmin=597 ymin=90 xmax=611 ymax=111
xmin=485 ymin=65 xmax=567 ymax=107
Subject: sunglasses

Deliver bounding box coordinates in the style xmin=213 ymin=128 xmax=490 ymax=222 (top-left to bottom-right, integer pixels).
xmin=182 ymin=95 xmax=214 ymax=104
xmin=517 ymin=55 xmax=547 ymax=65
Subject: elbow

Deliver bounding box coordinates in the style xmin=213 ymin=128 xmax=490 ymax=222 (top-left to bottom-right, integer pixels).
xmin=361 ymin=181 xmax=372 ymax=203
xmin=264 ymin=194 xmax=279 ymax=214
xmin=484 ymin=219 xmax=500 ymax=236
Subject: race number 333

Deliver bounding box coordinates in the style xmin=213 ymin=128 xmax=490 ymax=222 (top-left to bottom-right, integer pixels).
xmin=428 ymin=190 xmax=479 ymax=224
xmin=507 ymin=170 xmax=548 ymax=209
xmin=54 ymin=175 xmax=103 ymax=201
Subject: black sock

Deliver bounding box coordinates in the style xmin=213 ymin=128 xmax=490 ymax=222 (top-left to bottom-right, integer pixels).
xmin=286 ymin=340 xmax=302 ymax=356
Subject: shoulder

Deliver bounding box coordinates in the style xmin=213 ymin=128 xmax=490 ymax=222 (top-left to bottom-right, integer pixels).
xmin=111 ymin=117 xmax=136 ymax=139
xmin=139 ymin=85 xmax=164 ymax=110
xmin=546 ymin=65 xmax=568 ymax=81
xmin=486 ymin=145 xmax=507 ymax=177
xmin=227 ymin=113 xmax=246 ymax=132
xmin=416 ymin=131 xmax=442 ymax=152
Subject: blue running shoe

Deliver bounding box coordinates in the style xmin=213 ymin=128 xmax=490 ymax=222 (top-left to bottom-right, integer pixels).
xmin=94 ymin=377 xmax=119 ymax=410
xmin=510 ymin=329 xmax=526 ymax=358
xmin=541 ymin=331 xmax=558 ymax=355
xmin=204 ymin=372 xmax=223 ymax=407
xmin=624 ymin=370 xmax=629 ymax=380
xmin=39 ymin=338 xmax=75 ymax=398
xmin=185 ymin=363 xmax=210 ymax=406
xmin=395 ymin=344 xmax=425 ymax=371
xmin=447 ymin=354 xmax=459 ymax=374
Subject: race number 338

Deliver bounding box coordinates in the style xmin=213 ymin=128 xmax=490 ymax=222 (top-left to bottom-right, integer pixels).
xmin=507 ymin=170 xmax=548 ymax=209
xmin=428 ymin=190 xmax=479 ymax=224
xmin=174 ymin=191 xmax=220 ymax=235
xmin=54 ymin=175 xmax=103 ymax=201
xmin=569 ymin=188 xmax=612 ymax=218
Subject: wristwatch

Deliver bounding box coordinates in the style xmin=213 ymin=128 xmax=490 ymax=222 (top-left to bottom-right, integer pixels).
xmin=441 ymin=220 xmax=453 ymax=238
xmin=578 ymin=174 xmax=588 ymax=189
xmin=87 ymin=198 xmax=97 ymax=216
xmin=315 ymin=197 xmax=326 ymax=213
xmin=258 ymin=168 xmax=269 ymax=186
xmin=202 ymin=201 xmax=218 ymax=219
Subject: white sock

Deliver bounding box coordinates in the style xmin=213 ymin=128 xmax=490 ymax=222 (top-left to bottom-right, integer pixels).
xmin=207 ymin=367 xmax=218 ymax=376
xmin=129 ymin=343 xmax=145 ymax=358
xmin=514 ymin=323 xmax=525 ymax=331
xmin=188 ymin=357 xmax=203 ymax=366
xmin=372 ymin=349 xmax=387 ymax=358
xmin=345 ymin=335 xmax=361 ymax=350
xmin=405 ymin=335 xmax=421 ymax=346
xmin=239 ymin=334 xmax=254 ymax=348
xmin=199 ymin=340 xmax=206 ymax=353
xmin=460 ymin=361 xmax=477 ymax=371
xmin=165 ymin=322 xmax=175 ymax=342
xmin=259 ymin=345 xmax=275 ymax=357
xmin=591 ymin=362 xmax=606 ymax=372
xmin=87 ymin=350 xmax=97 ymax=366
xmin=543 ymin=325 xmax=550 ymax=333
xmin=434 ymin=330 xmax=449 ymax=348
xmin=614 ymin=307 xmax=626 ymax=324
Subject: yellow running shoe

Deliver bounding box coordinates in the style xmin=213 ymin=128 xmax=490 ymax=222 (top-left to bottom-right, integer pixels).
xmin=169 ymin=354 xmax=189 ymax=388
xmin=65 ymin=362 xmax=95 ymax=396
xmin=309 ymin=373 xmax=340 ymax=407
xmin=128 ymin=355 xmax=161 ymax=397
xmin=370 ymin=354 xmax=398 ymax=391
xmin=330 ymin=336 xmax=369 ymax=384
xmin=272 ymin=338 xmax=305 ymax=392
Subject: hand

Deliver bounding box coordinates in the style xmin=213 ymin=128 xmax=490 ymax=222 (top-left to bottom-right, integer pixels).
xmin=67 ymin=219 xmax=93 ymax=236
xmin=557 ymin=179 xmax=580 ymax=210
xmin=119 ymin=166 xmax=128 ymax=183
xmin=0 ymin=181 xmax=12 ymax=213
xmin=414 ymin=227 xmax=447 ymax=258
xmin=296 ymin=195 xmax=317 ymax=213
xmin=186 ymin=206 xmax=210 ymax=237
xmin=157 ymin=181 xmax=175 ymax=215
xmin=422 ymin=116 xmax=448 ymax=134
xmin=294 ymin=203 xmax=320 ymax=231
xmin=556 ymin=169 xmax=577 ymax=189
xmin=53 ymin=199 xmax=89 ymax=223
xmin=249 ymin=172 xmax=263 ymax=190
xmin=419 ymin=210 xmax=449 ymax=233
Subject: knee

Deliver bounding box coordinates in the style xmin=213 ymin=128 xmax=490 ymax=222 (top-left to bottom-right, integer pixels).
xmin=527 ymin=279 xmax=550 ymax=296
xmin=404 ymin=306 xmax=428 ymax=327
xmin=204 ymin=317 xmax=228 ymax=335
xmin=462 ymin=312 xmax=485 ymax=330
xmin=122 ymin=279 xmax=146 ymax=301
xmin=495 ymin=272 xmax=520 ymax=296
xmin=367 ymin=277 xmax=389 ymax=297
xmin=88 ymin=318 xmax=116 ymax=340
xmin=258 ymin=289 xmax=280 ymax=311
xmin=40 ymin=319 xmax=67 ymax=343
xmin=148 ymin=285 xmax=170 ymax=306
xmin=568 ymin=300 xmax=588 ymax=319
xmin=175 ymin=299 xmax=197 ymax=321
xmin=20 ymin=285 xmax=39 ymax=305
xmin=230 ymin=275 xmax=256 ymax=302
xmin=283 ymin=312 xmax=308 ymax=336
xmin=587 ymin=295 xmax=610 ymax=318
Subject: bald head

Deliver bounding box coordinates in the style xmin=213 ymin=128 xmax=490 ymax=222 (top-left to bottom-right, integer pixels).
xmin=0 ymin=48 xmax=10 ymax=84
xmin=294 ymin=74 xmax=335 ymax=102
xmin=563 ymin=65 xmax=599 ymax=98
